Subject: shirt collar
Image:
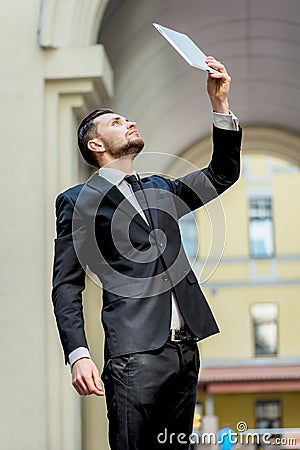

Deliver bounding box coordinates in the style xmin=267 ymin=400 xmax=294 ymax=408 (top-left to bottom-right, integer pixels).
xmin=98 ymin=167 xmax=137 ymax=186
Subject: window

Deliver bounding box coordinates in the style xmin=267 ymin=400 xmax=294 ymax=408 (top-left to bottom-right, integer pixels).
xmin=249 ymin=197 xmax=274 ymax=258
xmin=179 ymin=212 xmax=198 ymax=260
xmin=256 ymin=399 xmax=282 ymax=429
xmin=251 ymin=303 xmax=278 ymax=356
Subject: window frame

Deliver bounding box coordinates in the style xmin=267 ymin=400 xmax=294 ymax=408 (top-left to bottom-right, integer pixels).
xmin=251 ymin=302 xmax=279 ymax=357
xmin=248 ymin=196 xmax=275 ymax=259
xmin=255 ymin=398 xmax=282 ymax=430
xmin=178 ymin=211 xmax=199 ymax=261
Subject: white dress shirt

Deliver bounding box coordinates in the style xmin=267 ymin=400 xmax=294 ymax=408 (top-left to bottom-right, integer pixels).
xmin=69 ymin=111 xmax=239 ymax=367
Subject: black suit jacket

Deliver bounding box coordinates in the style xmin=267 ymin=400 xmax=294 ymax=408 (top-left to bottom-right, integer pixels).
xmin=52 ymin=126 xmax=242 ymax=363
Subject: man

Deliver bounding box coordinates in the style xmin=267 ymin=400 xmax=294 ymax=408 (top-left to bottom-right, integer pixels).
xmin=52 ymin=57 xmax=242 ymax=450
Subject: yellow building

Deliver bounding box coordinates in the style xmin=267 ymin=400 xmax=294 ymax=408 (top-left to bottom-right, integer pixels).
xmin=180 ymin=154 xmax=300 ymax=438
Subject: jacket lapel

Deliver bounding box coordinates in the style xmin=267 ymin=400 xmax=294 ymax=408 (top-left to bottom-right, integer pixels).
xmin=86 ymin=172 xmax=151 ymax=233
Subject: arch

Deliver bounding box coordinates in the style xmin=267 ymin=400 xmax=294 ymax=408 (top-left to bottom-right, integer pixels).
xmin=240 ymin=126 xmax=300 ymax=167
xmin=38 ymin=0 xmax=109 ymax=48
xmin=95 ymin=0 xmax=300 ymax=160
xmin=168 ymin=126 xmax=300 ymax=178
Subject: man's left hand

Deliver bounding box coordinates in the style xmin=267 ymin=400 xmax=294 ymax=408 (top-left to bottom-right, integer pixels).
xmin=206 ymin=56 xmax=231 ymax=114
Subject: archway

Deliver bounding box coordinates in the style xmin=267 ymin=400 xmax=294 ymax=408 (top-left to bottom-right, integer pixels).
xmin=170 ymin=126 xmax=300 ymax=176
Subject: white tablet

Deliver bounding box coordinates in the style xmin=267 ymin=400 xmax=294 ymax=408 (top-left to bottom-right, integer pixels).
xmin=153 ymin=23 xmax=220 ymax=75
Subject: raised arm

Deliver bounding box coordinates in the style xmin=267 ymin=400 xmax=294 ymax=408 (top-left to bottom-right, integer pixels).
xmin=168 ymin=58 xmax=242 ymax=215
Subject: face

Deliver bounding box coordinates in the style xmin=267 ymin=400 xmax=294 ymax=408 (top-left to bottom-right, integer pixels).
xmin=94 ymin=113 xmax=144 ymax=159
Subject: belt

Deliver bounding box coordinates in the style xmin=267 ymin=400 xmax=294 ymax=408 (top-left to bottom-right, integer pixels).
xmin=168 ymin=327 xmax=198 ymax=343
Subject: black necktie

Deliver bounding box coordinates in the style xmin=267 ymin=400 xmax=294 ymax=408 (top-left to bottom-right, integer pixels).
xmin=124 ymin=175 xmax=152 ymax=227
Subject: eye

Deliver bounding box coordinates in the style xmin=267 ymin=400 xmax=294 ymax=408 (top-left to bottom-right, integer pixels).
xmin=112 ymin=120 xmax=120 ymax=126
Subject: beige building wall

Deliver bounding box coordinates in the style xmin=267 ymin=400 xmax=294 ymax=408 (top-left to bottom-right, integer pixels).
xmin=213 ymin=392 xmax=300 ymax=430
xmin=200 ymin=284 xmax=300 ymax=359
xmin=1 ymin=3 xmax=48 ymax=449
xmin=197 ymin=155 xmax=300 ymax=361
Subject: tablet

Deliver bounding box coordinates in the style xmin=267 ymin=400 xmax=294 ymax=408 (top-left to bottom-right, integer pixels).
xmin=153 ymin=23 xmax=220 ymax=75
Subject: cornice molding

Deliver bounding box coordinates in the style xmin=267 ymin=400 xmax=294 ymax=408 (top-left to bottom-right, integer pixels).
xmin=38 ymin=0 xmax=109 ymax=48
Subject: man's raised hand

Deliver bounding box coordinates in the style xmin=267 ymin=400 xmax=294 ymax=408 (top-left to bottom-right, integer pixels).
xmin=206 ymin=56 xmax=231 ymax=114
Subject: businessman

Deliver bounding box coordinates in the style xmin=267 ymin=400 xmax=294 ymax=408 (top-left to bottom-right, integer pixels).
xmin=52 ymin=57 xmax=242 ymax=449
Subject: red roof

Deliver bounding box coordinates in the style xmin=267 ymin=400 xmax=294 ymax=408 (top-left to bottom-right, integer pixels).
xmin=198 ymin=364 xmax=300 ymax=394
xmin=199 ymin=364 xmax=300 ymax=383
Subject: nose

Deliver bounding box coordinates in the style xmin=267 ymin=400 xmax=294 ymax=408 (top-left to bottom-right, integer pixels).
xmin=127 ymin=120 xmax=136 ymax=129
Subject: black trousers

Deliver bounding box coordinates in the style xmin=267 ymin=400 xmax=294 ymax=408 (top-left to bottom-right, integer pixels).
xmin=101 ymin=340 xmax=200 ymax=450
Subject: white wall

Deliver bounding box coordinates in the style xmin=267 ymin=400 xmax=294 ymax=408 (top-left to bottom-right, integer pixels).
xmin=0 ymin=1 xmax=47 ymax=448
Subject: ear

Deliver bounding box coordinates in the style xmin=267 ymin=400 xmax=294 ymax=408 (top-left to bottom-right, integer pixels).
xmin=87 ymin=139 xmax=105 ymax=154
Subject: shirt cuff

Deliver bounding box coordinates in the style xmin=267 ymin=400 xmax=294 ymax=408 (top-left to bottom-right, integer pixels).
xmin=212 ymin=110 xmax=239 ymax=131
xmin=69 ymin=347 xmax=91 ymax=368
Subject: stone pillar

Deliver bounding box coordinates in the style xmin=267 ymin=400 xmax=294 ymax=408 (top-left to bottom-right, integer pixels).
xmin=200 ymin=393 xmax=219 ymax=450
xmin=43 ymin=45 xmax=113 ymax=450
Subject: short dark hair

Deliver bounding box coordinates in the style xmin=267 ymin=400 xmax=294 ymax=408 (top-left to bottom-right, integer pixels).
xmin=77 ymin=108 xmax=114 ymax=168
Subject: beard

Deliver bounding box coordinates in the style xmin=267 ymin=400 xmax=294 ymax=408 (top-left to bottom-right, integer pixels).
xmin=102 ymin=135 xmax=144 ymax=160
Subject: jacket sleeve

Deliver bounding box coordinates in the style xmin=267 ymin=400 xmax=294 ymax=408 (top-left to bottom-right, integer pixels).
xmin=169 ymin=125 xmax=242 ymax=216
xmin=52 ymin=192 xmax=88 ymax=364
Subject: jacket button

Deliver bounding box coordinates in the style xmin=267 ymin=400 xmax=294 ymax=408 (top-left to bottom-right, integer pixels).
xmin=162 ymin=275 xmax=169 ymax=282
